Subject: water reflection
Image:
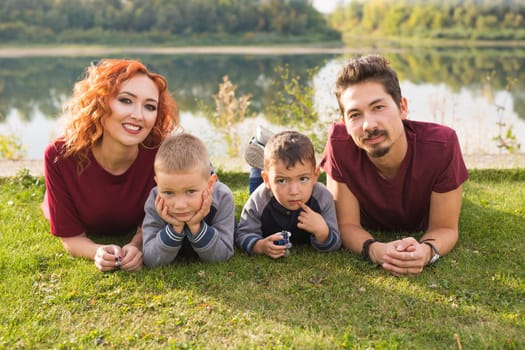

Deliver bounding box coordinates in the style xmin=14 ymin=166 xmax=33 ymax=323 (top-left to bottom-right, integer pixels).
xmin=314 ymin=59 xmax=525 ymax=156
xmin=0 ymin=48 xmax=524 ymax=167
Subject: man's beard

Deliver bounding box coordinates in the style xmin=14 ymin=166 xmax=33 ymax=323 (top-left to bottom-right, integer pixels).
xmin=362 ymin=129 xmax=390 ymax=158
xmin=368 ymin=145 xmax=390 ymax=158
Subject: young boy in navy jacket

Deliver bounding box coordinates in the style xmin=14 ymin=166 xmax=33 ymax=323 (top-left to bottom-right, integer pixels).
xmin=235 ymin=131 xmax=341 ymax=259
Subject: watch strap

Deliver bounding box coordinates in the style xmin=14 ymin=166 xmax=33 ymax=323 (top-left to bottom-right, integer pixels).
xmin=421 ymin=240 xmax=440 ymax=265
xmin=361 ymin=239 xmax=377 ymax=262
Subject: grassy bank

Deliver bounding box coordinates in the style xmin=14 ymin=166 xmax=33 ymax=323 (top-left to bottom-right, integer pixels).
xmin=0 ymin=169 xmax=523 ymax=349
xmin=341 ymin=33 xmax=525 ymax=49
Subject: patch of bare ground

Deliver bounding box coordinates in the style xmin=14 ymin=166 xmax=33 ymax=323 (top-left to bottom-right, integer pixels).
xmin=1 ymin=160 xmax=45 ymax=178
xmin=1 ymin=154 xmax=524 ymax=178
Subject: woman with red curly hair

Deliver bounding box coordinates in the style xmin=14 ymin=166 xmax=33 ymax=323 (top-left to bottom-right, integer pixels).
xmin=42 ymin=58 xmax=179 ymax=272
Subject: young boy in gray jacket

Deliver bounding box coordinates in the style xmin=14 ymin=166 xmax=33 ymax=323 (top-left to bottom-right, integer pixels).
xmin=142 ymin=133 xmax=235 ymax=266
xmin=235 ymin=131 xmax=341 ymax=259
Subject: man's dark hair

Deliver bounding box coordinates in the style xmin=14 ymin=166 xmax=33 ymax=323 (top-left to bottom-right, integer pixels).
xmin=335 ymin=55 xmax=402 ymax=115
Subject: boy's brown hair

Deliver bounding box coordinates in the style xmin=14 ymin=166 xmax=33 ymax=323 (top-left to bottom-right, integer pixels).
xmin=263 ymin=131 xmax=316 ymax=171
xmin=154 ymin=133 xmax=210 ymax=178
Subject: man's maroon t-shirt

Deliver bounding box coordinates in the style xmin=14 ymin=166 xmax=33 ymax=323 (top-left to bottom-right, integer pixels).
xmin=320 ymin=120 xmax=469 ymax=232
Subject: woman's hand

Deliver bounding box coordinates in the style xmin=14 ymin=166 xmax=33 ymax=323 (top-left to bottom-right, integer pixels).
xmin=120 ymin=243 xmax=143 ymax=271
xmin=94 ymin=245 xmax=123 ymax=272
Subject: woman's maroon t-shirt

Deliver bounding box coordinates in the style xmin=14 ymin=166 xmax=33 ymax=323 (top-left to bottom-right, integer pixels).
xmin=43 ymin=140 xmax=157 ymax=237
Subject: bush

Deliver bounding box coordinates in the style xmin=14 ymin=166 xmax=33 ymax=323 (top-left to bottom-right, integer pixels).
xmin=0 ymin=134 xmax=26 ymax=160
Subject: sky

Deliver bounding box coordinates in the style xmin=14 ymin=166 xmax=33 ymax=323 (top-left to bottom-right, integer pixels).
xmin=312 ymin=0 xmax=346 ymax=13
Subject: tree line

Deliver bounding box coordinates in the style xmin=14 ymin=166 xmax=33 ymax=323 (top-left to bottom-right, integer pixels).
xmin=0 ymin=0 xmax=340 ymax=44
xmin=328 ymin=0 xmax=525 ymax=41
xmin=2 ymin=0 xmax=525 ymax=44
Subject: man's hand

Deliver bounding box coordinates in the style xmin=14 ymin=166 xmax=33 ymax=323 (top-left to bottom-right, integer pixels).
xmin=374 ymin=237 xmax=430 ymax=276
xmin=350 ymin=234 xmax=428 ymax=276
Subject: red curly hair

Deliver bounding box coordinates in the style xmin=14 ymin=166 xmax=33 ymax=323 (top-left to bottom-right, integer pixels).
xmin=60 ymin=58 xmax=179 ymax=170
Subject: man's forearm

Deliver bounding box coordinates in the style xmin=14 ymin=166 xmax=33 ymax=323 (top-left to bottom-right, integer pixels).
xmin=340 ymin=223 xmax=375 ymax=255
xmin=419 ymin=227 xmax=458 ymax=258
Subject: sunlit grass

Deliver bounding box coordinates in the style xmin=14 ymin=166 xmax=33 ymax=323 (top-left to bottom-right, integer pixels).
xmin=0 ymin=169 xmax=523 ymax=349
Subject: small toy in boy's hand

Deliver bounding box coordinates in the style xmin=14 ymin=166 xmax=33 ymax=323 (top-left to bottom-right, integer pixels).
xmin=115 ymin=256 xmax=122 ymax=269
xmin=274 ymin=230 xmax=292 ymax=256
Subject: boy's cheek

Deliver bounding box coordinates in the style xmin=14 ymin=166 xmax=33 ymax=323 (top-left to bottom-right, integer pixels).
xmin=158 ymin=192 xmax=170 ymax=202
xmin=197 ymin=198 xmax=205 ymax=209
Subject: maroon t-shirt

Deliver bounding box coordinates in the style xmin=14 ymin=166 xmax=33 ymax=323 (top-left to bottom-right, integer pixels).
xmin=43 ymin=140 xmax=157 ymax=237
xmin=320 ymin=120 xmax=469 ymax=232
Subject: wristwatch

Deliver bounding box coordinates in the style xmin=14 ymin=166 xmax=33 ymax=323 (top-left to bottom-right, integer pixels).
xmin=361 ymin=239 xmax=377 ymax=262
xmin=421 ymin=241 xmax=440 ymax=265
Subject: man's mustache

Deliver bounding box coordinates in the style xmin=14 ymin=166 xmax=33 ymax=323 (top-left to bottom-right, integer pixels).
xmin=361 ymin=129 xmax=387 ymax=142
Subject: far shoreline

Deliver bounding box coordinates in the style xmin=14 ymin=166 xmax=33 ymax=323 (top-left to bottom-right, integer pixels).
xmin=0 ymin=45 xmax=400 ymax=58
xmin=2 ymin=39 xmax=525 ymax=58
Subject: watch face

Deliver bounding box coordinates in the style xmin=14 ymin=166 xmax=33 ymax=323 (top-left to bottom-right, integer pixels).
xmin=429 ymin=253 xmax=440 ymax=264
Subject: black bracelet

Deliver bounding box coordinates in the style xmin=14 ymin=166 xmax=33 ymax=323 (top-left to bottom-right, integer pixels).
xmin=420 ymin=239 xmax=440 ymax=265
xmin=361 ymin=239 xmax=377 ymax=262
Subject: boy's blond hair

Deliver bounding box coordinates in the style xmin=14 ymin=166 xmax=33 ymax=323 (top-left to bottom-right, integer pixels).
xmin=263 ymin=131 xmax=316 ymax=171
xmin=154 ymin=133 xmax=210 ymax=177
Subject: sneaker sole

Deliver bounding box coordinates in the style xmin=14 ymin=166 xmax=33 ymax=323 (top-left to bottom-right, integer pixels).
xmin=244 ymin=143 xmax=265 ymax=169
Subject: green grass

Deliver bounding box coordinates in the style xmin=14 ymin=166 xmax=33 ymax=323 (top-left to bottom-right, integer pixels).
xmin=0 ymin=169 xmax=523 ymax=349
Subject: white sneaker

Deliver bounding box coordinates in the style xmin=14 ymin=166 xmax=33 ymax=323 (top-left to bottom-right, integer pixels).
xmin=244 ymin=125 xmax=274 ymax=169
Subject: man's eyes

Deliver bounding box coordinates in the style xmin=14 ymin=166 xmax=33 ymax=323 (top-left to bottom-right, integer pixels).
xmin=347 ymin=105 xmax=385 ymax=119
xmin=347 ymin=112 xmax=360 ymax=120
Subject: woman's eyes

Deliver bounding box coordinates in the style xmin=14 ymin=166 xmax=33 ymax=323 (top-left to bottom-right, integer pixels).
xmin=145 ymin=103 xmax=157 ymax=111
xmin=118 ymin=98 xmax=157 ymax=111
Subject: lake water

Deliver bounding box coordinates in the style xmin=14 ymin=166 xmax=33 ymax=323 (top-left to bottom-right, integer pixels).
xmin=1 ymin=46 xmax=524 ymax=170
